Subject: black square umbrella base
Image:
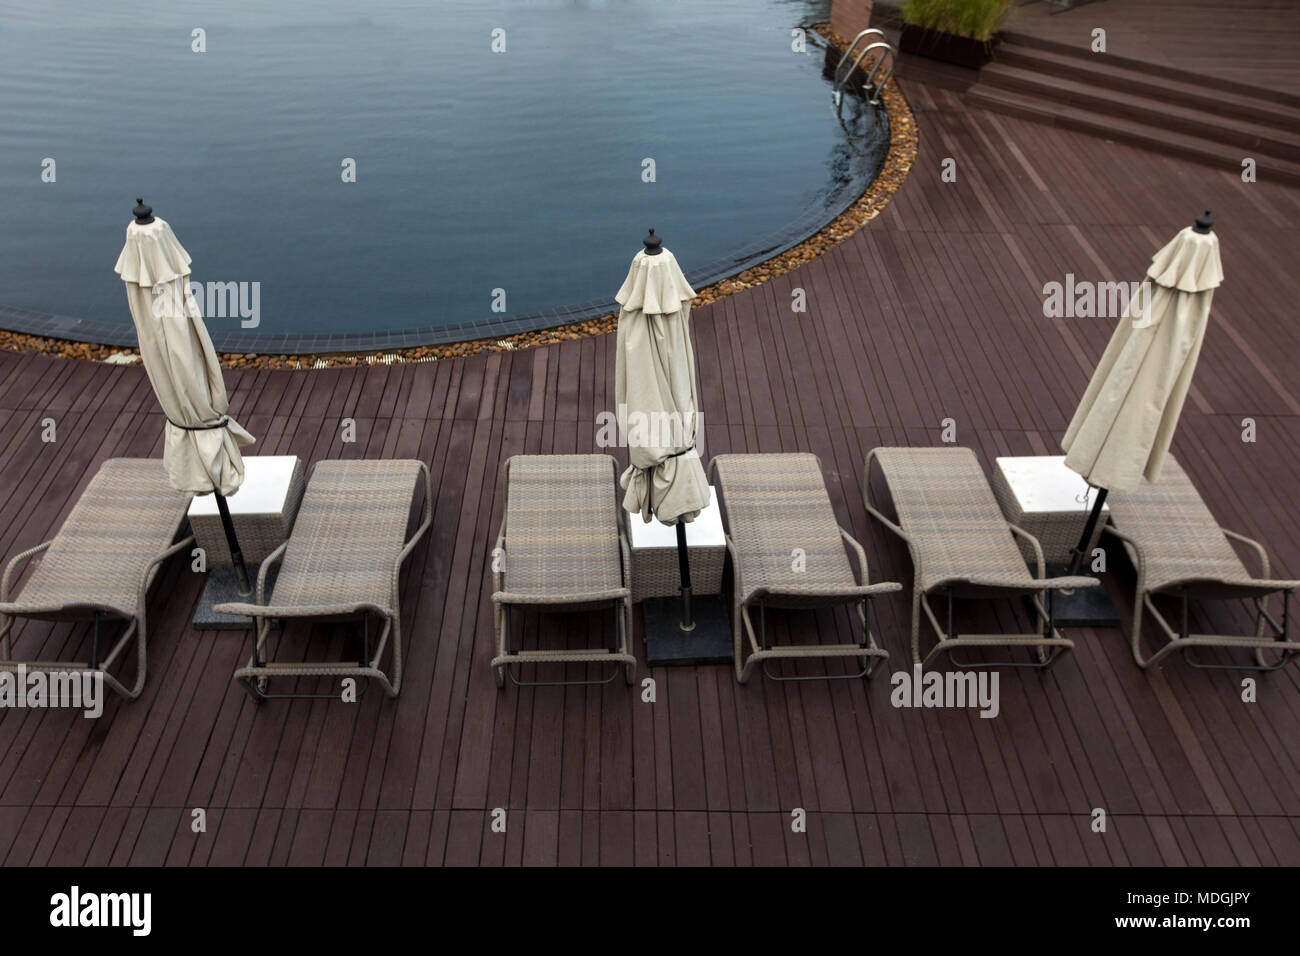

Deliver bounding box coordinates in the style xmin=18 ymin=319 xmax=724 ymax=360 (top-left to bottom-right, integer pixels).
xmin=643 ymin=594 xmax=732 ymax=666
xmin=1043 ymin=564 xmax=1120 ymax=628
xmin=192 ymin=564 xmax=260 ymax=631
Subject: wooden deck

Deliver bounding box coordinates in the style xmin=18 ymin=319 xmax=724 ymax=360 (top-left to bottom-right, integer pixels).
xmin=2 ymin=74 xmax=1299 ymax=866
xmin=1004 ymin=0 xmax=1300 ymax=100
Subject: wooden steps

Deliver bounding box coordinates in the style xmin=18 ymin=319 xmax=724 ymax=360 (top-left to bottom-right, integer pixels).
xmin=967 ymin=34 xmax=1300 ymax=185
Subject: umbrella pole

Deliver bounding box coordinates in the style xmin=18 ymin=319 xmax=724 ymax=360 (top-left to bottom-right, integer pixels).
xmin=214 ymin=493 xmax=253 ymax=596
xmin=1067 ymin=487 xmax=1108 ymax=576
xmin=675 ymin=522 xmax=694 ymax=631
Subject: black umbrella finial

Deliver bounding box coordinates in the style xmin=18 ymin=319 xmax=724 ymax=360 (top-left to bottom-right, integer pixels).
xmin=133 ymin=198 xmax=155 ymax=225
xmin=643 ymin=228 xmax=663 ymax=256
xmin=1193 ymin=209 xmax=1213 ymax=234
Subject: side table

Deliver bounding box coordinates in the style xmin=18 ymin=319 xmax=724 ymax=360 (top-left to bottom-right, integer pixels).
xmin=189 ymin=455 xmax=305 ymax=629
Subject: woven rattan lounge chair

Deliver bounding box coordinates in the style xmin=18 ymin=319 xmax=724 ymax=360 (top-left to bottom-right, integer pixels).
xmin=1103 ymin=455 xmax=1299 ymax=670
xmin=491 ymin=454 xmax=636 ymax=688
xmin=215 ymin=459 xmax=431 ymax=700
xmin=708 ymin=452 xmax=899 ymax=683
xmin=0 ymin=458 xmax=194 ymax=700
xmin=863 ymin=446 xmax=1098 ymax=669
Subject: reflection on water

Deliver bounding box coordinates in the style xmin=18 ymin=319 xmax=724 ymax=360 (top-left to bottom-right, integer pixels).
xmin=0 ymin=0 xmax=887 ymax=340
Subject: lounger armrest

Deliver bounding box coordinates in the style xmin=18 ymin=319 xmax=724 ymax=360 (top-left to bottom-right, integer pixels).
xmin=138 ymin=535 xmax=196 ymax=614
xmin=0 ymin=598 xmax=123 ymax=618
xmin=1100 ymin=524 xmax=1142 ymax=571
xmin=724 ymin=533 xmax=744 ymax=599
xmin=839 ymin=527 xmax=872 ymax=586
xmin=2 ymin=541 xmax=51 ymax=603
xmin=862 ymin=453 xmax=925 ymax=584
xmin=1101 ymin=524 xmax=1131 ymax=543
xmin=931 ymin=572 xmax=1099 ymax=593
xmin=1006 ymin=523 xmax=1046 ymax=579
xmin=1221 ymin=528 xmax=1271 ymax=580
xmin=748 ymin=582 xmax=902 ymax=604
xmin=493 ymin=527 xmax=505 ymax=592
xmin=400 ymin=462 xmax=434 ymax=559
xmin=210 ymin=601 xmax=265 ymax=619
xmin=256 ymin=542 xmax=288 ymax=606
xmin=1037 ymin=575 xmax=1101 ymax=591
xmin=392 ymin=461 xmax=434 ymax=605
xmin=612 ymin=466 xmax=632 ymax=591
xmin=1151 ymin=576 xmax=1300 ymax=596
xmin=492 ymin=587 xmax=630 ymax=607
xmin=619 ymin=530 xmax=632 ymax=594
xmin=212 ymin=600 xmax=390 ymax=619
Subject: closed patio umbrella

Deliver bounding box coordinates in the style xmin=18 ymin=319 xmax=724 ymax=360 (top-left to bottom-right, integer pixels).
xmin=615 ymin=229 xmax=711 ymax=636
xmin=114 ymin=198 xmax=256 ymax=596
xmin=1062 ymin=210 xmax=1223 ymax=584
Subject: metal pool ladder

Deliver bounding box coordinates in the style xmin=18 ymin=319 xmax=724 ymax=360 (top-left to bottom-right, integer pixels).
xmin=833 ymin=28 xmax=897 ymax=106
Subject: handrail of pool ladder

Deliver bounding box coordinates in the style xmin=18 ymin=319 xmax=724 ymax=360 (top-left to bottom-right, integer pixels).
xmin=832 ymin=28 xmax=888 ymax=90
xmin=841 ymin=41 xmax=896 ymax=106
xmin=862 ymin=42 xmax=897 ymax=103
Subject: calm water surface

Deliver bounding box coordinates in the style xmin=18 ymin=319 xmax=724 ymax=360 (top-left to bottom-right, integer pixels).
xmin=0 ymin=0 xmax=886 ymax=344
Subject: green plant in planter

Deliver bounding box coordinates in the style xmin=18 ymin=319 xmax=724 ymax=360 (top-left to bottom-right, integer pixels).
xmin=900 ymin=0 xmax=1010 ymax=43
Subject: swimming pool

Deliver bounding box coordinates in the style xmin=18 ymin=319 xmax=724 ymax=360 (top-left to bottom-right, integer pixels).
xmin=0 ymin=0 xmax=890 ymax=352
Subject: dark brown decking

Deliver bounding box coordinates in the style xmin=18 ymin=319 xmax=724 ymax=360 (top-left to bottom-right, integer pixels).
xmin=2 ymin=76 xmax=1299 ymax=866
xmin=1003 ymin=0 xmax=1300 ymax=101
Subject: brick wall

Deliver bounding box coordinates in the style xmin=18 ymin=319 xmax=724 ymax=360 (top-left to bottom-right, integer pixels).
xmin=829 ymin=0 xmax=875 ymax=39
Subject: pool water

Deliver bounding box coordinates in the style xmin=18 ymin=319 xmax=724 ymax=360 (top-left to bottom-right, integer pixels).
xmin=0 ymin=0 xmax=889 ymax=350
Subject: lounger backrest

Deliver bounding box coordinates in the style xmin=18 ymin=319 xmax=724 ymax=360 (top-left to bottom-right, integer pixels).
xmin=711 ymin=452 xmax=855 ymax=598
xmin=19 ymin=458 xmax=191 ymax=613
xmin=278 ymin=460 xmax=422 ymax=585
xmin=502 ymin=455 xmax=622 ymax=596
xmin=870 ymin=446 xmax=1031 ymax=591
xmin=1104 ymin=455 xmax=1252 ymax=592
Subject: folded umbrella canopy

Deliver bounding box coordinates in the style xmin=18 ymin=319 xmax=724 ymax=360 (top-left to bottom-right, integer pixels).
xmin=1062 ymin=210 xmax=1223 ymax=574
xmin=114 ymin=199 xmax=256 ymax=592
xmin=615 ymin=229 xmax=711 ymax=630
xmin=615 ymin=230 xmax=710 ymax=525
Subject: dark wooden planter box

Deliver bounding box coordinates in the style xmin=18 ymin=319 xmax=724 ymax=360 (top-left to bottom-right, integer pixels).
xmin=898 ymin=23 xmax=998 ymax=69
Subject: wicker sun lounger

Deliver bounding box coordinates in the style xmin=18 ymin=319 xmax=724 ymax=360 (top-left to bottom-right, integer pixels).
xmin=709 ymin=453 xmax=899 ymax=683
xmin=491 ymin=455 xmax=636 ymax=688
xmin=863 ymin=447 xmax=1098 ymax=669
xmin=215 ymin=459 xmax=431 ymax=700
xmin=1103 ymin=455 xmax=1299 ymax=670
xmin=0 ymin=458 xmax=194 ymax=700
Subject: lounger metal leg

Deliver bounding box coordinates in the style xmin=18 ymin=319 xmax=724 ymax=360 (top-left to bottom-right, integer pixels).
xmin=610 ymin=599 xmax=619 ymax=655
xmin=1183 ymin=647 xmax=1296 ymax=671
xmin=502 ymin=601 xmax=624 ymax=688
xmin=250 ymin=619 xmax=264 ymax=669
xmin=941 ymin=590 xmax=1067 ymax=670
xmin=242 ymin=615 xmax=375 ymax=701
xmin=1181 ymin=588 xmax=1299 ymax=671
xmin=759 ymin=599 xmax=878 ymax=682
xmin=90 ymin=612 xmax=101 ymax=671
xmin=945 ymin=645 xmax=1062 ymax=669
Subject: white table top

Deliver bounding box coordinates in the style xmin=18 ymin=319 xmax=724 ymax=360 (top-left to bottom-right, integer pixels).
xmin=995 ymin=455 xmax=1108 ymax=516
xmin=628 ymin=487 xmax=725 ymax=548
xmin=188 ymin=455 xmax=300 ymax=516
